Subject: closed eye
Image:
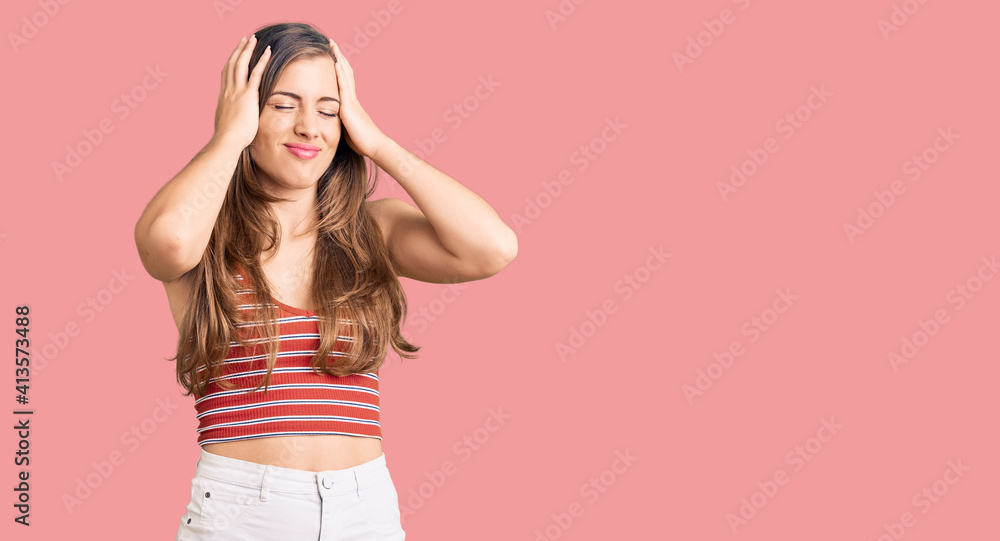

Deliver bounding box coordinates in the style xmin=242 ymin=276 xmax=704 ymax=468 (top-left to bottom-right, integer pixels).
xmin=273 ymin=105 xmax=337 ymax=118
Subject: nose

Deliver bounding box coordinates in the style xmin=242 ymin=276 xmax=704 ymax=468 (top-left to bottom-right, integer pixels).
xmin=294 ymin=108 xmax=320 ymax=140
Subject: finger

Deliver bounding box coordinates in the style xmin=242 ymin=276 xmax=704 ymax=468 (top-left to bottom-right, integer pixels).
xmin=248 ymin=45 xmax=271 ymax=92
xmin=329 ymin=41 xmax=355 ymax=94
xmin=328 ymin=40 xmax=345 ymax=91
xmin=329 ymin=40 xmax=345 ymax=67
xmin=327 ymin=38 xmax=338 ymax=64
xmin=224 ymin=35 xmax=247 ymax=90
xmin=234 ymin=34 xmax=257 ymax=88
xmin=330 ymin=41 xmax=353 ymax=73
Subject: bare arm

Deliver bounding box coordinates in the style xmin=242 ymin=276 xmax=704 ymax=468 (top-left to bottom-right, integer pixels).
xmin=369 ymin=138 xmax=518 ymax=283
xmin=133 ymin=136 xmax=245 ymax=282
xmin=326 ymin=39 xmax=517 ymax=284
xmin=133 ymin=34 xmax=272 ymax=283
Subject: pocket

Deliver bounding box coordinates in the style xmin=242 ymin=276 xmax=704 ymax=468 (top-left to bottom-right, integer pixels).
xmin=176 ymin=476 xmax=205 ymax=541
xmin=195 ymin=475 xmax=263 ymax=535
xmin=359 ymin=476 xmax=403 ymax=529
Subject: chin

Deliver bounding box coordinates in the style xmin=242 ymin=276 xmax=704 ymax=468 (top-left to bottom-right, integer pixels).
xmin=281 ymin=176 xmax=320 ymax=189
xmin=256 ymin=164 xmax=318 ymax=187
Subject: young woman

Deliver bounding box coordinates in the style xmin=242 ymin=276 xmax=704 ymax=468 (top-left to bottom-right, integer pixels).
xmin=133 ymin=22 xmax=516 ymax=540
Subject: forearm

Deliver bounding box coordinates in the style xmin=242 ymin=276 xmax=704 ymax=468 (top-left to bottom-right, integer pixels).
xmin=371 ymin=135 xmax=517 ymax=262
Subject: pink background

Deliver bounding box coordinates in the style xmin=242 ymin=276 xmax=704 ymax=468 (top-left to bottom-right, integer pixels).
xmin=3 ymin=0 xmax=998 ymax=539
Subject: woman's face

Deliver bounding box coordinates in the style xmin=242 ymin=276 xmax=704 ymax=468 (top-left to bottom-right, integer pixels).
xmin=250 ymin=54 xmax=341 ymax=193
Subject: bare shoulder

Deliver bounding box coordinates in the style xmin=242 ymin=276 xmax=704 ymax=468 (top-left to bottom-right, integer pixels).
xmin=160 ymin=267 xmax=198 ymax=333
xmin=364 ymin=197 xmax=408 ymax=217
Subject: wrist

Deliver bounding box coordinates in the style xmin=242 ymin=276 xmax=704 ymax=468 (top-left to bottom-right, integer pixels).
xmin=208 ymin=133 xmax=251 ymax=156
xmin=370 ymin=132 xmax=395 ymax=164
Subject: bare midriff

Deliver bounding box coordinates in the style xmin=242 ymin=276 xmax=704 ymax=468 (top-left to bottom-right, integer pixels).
xmin=203 ymin=434 xmax=384 ymax=472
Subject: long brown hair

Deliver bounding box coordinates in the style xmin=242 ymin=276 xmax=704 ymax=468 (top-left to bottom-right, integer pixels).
xmin=172 ymin=22 xmax=419 ymax=399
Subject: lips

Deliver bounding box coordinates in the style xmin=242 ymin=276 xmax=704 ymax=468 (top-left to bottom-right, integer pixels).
xmin=284 ymin=144 xmax=320 ymax=160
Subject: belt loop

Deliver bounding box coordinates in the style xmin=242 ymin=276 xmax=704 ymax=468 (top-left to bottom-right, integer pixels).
xmin=354 ymin=470 xmax=363 ymax=500
xmin=260 ymin=465 xmax=272 ymax=502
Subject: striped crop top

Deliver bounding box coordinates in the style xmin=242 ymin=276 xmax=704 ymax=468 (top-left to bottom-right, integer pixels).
xmin=193 ymin=270 xmax=381 ymax=447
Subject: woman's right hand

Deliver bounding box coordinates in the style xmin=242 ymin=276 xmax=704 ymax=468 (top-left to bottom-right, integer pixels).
xmin=212 ymin=34 xmax=271 ymax=150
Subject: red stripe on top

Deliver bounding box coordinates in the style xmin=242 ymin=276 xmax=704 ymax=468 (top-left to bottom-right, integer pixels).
xmin=193 ymin=267 xmax=381 ymax=446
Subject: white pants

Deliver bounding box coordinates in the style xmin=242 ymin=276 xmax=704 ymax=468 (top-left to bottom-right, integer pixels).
xmin=176 ymin=447 xmax=405 ymax=540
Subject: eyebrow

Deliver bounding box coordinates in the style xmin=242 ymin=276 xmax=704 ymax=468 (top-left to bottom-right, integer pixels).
xmin=270 ymin=91 xmax=340 ymax=104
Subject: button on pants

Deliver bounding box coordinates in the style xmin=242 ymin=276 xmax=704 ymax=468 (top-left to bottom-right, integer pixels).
xmin=176 ymin=447 xmax=406 ymax=540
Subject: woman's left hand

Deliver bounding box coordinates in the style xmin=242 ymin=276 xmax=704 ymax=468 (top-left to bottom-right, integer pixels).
xmin=329 ymin=39 xmax=387 ymax=159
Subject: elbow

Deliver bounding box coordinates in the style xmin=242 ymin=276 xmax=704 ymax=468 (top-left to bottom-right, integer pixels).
xmin=500 ymin=229 xmax=518 ymax=266
xmin=134 ymin=216 xmax=196 ymax=282
xmin=135 ymin=215 xmax=179 ymax=260
xmin=479 ymin=229 xmax=518 ymax=277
